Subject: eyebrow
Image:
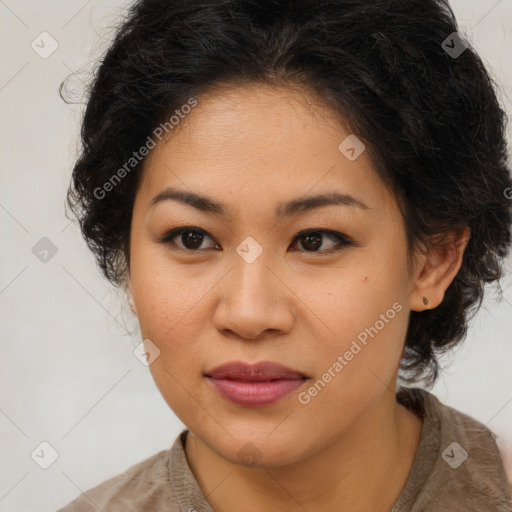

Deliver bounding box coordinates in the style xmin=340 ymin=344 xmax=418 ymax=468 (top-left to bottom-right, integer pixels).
xmin=149 ymin=186 xmax=369 ymax=218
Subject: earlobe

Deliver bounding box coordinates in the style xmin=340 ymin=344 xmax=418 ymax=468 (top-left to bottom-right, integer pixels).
xmin=410 ymin=227 xmax=470 ymax=312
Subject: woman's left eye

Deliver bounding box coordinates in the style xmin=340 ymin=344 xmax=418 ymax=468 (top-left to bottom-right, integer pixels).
xmin=157 ymin=227 xmax=353 ymax=253
xmin=290 ymin=229 xmax=354 ymax=253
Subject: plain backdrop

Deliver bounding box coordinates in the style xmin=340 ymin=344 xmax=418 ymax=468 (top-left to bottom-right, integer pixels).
xmin=1 ymin=1 xmax=511 ymax=510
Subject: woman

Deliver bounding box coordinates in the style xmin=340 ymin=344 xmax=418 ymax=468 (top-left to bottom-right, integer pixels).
xmin=58 ymin=0 xmax=512 ymax=510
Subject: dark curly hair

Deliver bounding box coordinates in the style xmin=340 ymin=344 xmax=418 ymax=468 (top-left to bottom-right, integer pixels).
xmin=62 ymin=0 xmax=512 ymax=386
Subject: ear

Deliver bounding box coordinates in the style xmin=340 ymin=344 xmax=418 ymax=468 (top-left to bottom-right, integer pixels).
xmin=127 ymin=282 xmax=138 ymax=316
xmin=410 ymin=226 xmax=470 ymax=312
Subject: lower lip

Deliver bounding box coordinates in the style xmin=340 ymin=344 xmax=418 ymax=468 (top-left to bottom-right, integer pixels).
xmin=207 ymin=377 xmax=306 ymax=407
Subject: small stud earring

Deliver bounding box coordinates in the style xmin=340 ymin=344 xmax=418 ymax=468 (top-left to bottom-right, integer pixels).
xmin=422 ymin=296 xmax=429 ymax=306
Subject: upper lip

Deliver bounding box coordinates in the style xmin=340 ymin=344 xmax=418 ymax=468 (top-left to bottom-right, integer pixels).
xmin=205 ymin=361 xmax=308 ymax=381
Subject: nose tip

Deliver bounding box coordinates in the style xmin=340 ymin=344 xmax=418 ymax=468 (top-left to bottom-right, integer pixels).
xmin=212 ymin=253 xmax=294 ymax=341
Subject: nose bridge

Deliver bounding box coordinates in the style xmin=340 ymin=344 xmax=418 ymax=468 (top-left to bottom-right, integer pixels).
xmin=213 ymin=236 xmax=293 ymax=338
xmin=231 ymin=236 xmax=277 ymax=308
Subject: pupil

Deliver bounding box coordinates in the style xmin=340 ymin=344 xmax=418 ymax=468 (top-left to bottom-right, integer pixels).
xmin=303 ymin=233 xmax=322 ymax=251
xmin=183 ymin=231 xmax=203 ymax=249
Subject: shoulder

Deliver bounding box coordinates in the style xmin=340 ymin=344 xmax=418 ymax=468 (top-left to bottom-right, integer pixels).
xmin=56 ymin=446 xmax=176 ymax=511
xmin=395 ymin=387 xmax=512 ymax=512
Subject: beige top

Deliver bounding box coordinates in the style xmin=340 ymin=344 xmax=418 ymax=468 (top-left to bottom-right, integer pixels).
xmin=57 ymin=388 xmax=512 ymax=511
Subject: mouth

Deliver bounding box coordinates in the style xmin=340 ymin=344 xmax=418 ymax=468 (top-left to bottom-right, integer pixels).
xmin=204 ymin=361 xmax=309 ymax=407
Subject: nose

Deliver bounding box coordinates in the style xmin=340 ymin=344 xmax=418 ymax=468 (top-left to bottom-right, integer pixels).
xmin=212 ymin=250 xmax=295 ymax=341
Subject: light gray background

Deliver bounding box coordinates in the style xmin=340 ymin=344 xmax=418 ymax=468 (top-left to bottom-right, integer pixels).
xmin=1 ymin=1 xmax=511 ymax=510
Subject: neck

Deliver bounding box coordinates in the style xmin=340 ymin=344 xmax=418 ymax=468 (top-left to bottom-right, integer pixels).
xmin=185 ymin=390 xmax=422 ymax=512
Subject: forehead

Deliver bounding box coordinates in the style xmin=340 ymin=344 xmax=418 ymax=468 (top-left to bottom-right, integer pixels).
xmin=136 ymin=83 xmax=393 ymax=214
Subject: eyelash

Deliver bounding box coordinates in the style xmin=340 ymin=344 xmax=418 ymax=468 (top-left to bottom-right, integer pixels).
xmin=157 ymin=226 xmax=354 ymax=254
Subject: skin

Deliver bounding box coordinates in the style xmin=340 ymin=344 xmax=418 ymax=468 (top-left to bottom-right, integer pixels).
xmin=127 ymin=83 xmax=470 ymax=511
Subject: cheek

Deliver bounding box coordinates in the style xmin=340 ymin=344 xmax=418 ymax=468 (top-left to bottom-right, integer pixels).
xmin=129 ymin=246 xmax=204 ymax=366
xmin=308 ymin=297 xmax=407 ymax=392
xmin=132 ymin=263 xmax=212 ymax=416
xmin=135 ymin=276 xmax=207 ymax=358
xmin=293 ymin=252 xmax=410 ymax=398
xmin=295 ymin=303 xmax=408 ymax=438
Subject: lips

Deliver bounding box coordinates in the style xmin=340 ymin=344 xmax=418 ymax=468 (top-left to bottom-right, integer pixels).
xmin=206 ymin=361 xmax=307 ymax=380
xmin=205 ymin=361 xmax=308 ymax=407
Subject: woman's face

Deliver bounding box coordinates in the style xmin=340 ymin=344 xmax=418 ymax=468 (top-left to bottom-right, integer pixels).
xmin=128 ymin=84 xmax=420 ymax=466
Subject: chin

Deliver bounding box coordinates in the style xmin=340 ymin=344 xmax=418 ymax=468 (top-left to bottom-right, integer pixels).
xmin=197 ymin=425 xmax=313 ymax=468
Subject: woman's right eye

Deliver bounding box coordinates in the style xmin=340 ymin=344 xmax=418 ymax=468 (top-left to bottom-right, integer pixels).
xmin=157 ymin=227 xmax=219 ymax=251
